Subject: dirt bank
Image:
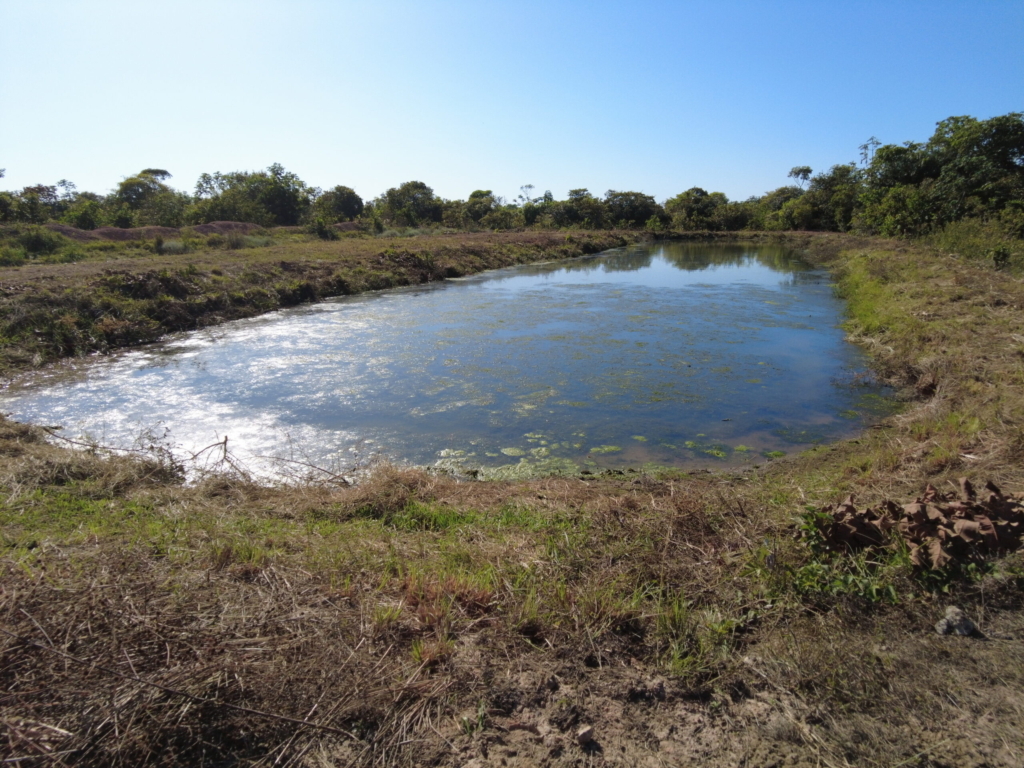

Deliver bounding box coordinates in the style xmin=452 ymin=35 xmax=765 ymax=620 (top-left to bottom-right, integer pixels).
xmin=0 ymin=230 xmax=642 ymax=375
xmin=2 ymin=232 xmax=1024 ymax=766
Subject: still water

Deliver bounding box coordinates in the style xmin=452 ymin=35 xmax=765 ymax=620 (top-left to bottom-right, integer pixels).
xmin=0 ymin=244 xmax=890 ymax=479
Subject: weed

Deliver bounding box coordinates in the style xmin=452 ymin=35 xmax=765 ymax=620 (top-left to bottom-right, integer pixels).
xmin=2 ymin=232 xmax=1024 ymax=764
xmin=410 ymin=637 xmax=454 ymax=668
xmin=458 ymin=701 xmax=487 ymax=736
xmin=371 ymin=602 xmax=404 ymax=636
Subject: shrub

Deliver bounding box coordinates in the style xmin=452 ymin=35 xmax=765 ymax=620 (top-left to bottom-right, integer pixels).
xmin=309 ymin=217 xmax=339 ymax=240
xmin=17 ymin=227 xmax=69 ymax=255
xmin=0 ymin=245 xmax=27 ymax=266
xmin=160 ymin=240 xmax=190 ymax=255
xmin=63 ymin=200 xmax=103 ymax=230
xmin=110 ymin=204 xmax=136 ymax=229
xmin=925 ymin=218 xmax=1024 ymax=272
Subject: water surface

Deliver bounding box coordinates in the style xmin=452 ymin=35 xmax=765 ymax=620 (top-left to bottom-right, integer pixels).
xmin=0 ymin=243 xmax=890 ymax=478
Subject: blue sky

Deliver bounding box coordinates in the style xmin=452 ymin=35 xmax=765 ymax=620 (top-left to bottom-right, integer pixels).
xmin=1 ymin=0 xmax=1021 ymax=204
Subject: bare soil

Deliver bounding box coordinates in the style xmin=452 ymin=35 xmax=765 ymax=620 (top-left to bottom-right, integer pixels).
xmin=2 ymin=231 xmax=1024 ymax=766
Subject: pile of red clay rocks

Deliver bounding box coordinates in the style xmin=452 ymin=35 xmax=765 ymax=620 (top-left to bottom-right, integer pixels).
xmin=813 ymin=478 xmax=1023 ymax=569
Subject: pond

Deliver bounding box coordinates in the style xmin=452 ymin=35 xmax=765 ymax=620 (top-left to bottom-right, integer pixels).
xmin=0 ymin=243 xmax=892 ymax=479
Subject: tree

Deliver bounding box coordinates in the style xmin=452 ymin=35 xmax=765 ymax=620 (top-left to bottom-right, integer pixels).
xmin=312 ymin=185 xmax=364 ymax=222
xmin=115 ymin=169 xmax=173 ymax=210
xmin=376 ymin=181 xmax=442 ymax=226
xmin=516 ymin=184 xmax=536 ymax=206
xmin=805 ymin=164 xmax=863 ymax=231
xmin=603 ymin=190 xmax=665 ymax=228
xmin=465 ymin=190 xmax=496 ymax=223
xmin=665 ymin=187 xmax=729 ymax=230
xmin=111 ymin=169 xmax=192 ymax=227
xmin=442 ymin=199 xmax=470 ymax=228
xmin=189 ymin=164 xmax=314 ymax=226
xmin=63 ymin=197 xmax=104 ymax=230
xmin=750 ymin=186 xmax=804 ymax=230
xmin=926 ymin=113 xmax=1024 ymax=223
xmin=788 ymin=166 xmax=812 ymax=189
xmin=857 ymin=112 xmax=1024 ymax=234
xmin=563 ymin=189 xmax=606 ymax=228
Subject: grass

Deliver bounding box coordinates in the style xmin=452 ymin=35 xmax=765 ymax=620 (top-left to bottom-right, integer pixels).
xmin=1 ymin=230 xmax=1024 ymax=765
xmin=0 ymin=227 xmax=642 ymax=374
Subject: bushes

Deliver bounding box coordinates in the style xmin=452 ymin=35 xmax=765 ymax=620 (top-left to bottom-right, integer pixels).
xmin=924 ymin=218 xmax=1024 ymax=271
xmin=17 ymin=226 xmax=69 ymax=255
xmin=63 ymin=200 xmax=103 ymax=230
xmin=0 ymin=246 xmax=27 ymax=266
xmin=308 ymin=217 xmax=339 ymax=240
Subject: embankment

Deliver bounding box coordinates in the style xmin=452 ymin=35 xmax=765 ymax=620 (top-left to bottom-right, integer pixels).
xmin=1 ymin=232 xmax=1023 ymax=766
xmin=0 ymin=230 xmax=641 ymax=374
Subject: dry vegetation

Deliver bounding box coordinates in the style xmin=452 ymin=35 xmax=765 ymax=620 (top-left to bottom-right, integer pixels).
xmin=2 ymin=232 xmax=1024 ymax=766
xmin=0 ymin=228 xmax=640 ymax=373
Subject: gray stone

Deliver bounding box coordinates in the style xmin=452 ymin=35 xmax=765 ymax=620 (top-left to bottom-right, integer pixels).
xmin=935 ymin=606 xmax=981 ymax=637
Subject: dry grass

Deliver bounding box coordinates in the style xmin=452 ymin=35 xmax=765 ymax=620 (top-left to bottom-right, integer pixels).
xmin=3 ymin=232 xmax=1024 ymax=765
xmin=0 ymin=230 xmax=641 ymax=374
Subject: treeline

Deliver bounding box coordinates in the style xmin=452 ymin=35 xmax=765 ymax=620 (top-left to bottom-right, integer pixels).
xmin=1 ymin=113 xmax=1021 ymax=240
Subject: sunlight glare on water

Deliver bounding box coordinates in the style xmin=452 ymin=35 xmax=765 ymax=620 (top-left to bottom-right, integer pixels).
xmin=0 ymin=243 xmax=891 ymax=479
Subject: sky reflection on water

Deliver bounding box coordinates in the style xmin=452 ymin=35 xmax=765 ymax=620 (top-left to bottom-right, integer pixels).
xmin=0 ymin=243 xmax=891 ymax=478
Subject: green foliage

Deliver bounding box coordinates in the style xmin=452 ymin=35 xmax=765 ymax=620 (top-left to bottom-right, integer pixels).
xmin=190 ymin=163 xmax=313 ymax=226
xmin=115 ymin=169 xmax=171 ymax=209
xmin=859 ymin=184 xmax=932 ymax=236
xmin=137 ymin=189 xmax=191 ymax=227
xmin=665 ymin=187 xmax=729 ymax=230
xmin=465 ymin=189 xmax=496 ymax=223
xmin=375 ymin=181 xmax=443 ymax=227
xmin=857 ymin=112 xmax=1024 ymax=235
xmin=109 ymin=204 xmax=136 ymax=229
xmin=63 ymin=199 xmax=103 ymax=230
xmin=441 ymin=199 xmax=470 ymax=228
xmin=312 ymin=185 xmax=363 ymax=222
xmin=644 ymin=214 xmax=665 ymax=232
xmin=788 ymin=166 xmax=813 ymax=188
xmin=309 ymin=216 xmax=339 ymax=240
xmin=805 ymin=164 xmax=862 ymax=231
xmin=924 ymin=217 xmax=1024 ymax=271
xmin=0 ymin=191 xmax=16 ymax=222
xmin=0 ymin=245 xmax=27 ymax=266
xmin=603 ymin=189 xmax=666 ymax=228
xmin=643 ymin=111 xmax=1024 ymax=239
xmin=479 ymin=206 xmax=520 ymax=230
xmin=2 ymin=110 xmax=1019 ymax=242
xmin=110 ymin=170 xmax=191 ymax=227
xmin=17 ymin=226 xmax=69 ymax=255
